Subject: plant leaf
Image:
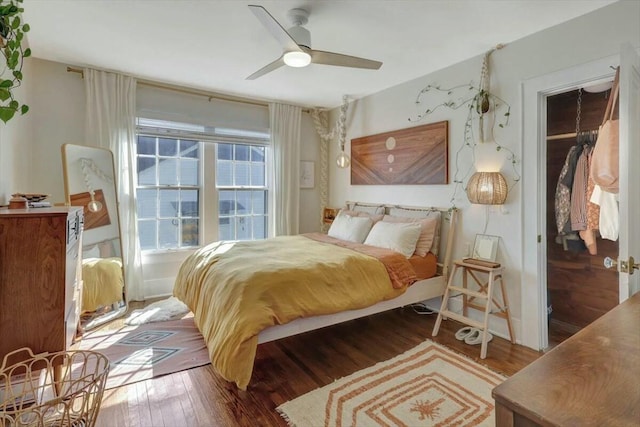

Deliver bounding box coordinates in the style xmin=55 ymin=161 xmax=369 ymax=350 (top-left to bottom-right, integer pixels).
xmin=22 ymin=23 xmax=29 ymax=32
xmin=0 ymin=88 xmax=10 ymax=101
xmin=20 ymin=104 xmax=28 ymax=115
xmin=9 ymin=99 xmax=18 ymax=109
xmin=23 ymin=47 xmax=30 ymax=57
xmin=0 ymin=79 xmax=12 ymax=88
xmin=11 ymin=16 xmax=20 ymax=29
xmin=0 ymin=106 xmax=16 ymax=123
xmin=12 ymin=70 xmax=21 ymax=80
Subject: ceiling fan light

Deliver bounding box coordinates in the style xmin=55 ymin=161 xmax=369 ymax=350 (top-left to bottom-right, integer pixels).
xmin=283 ymin=51 xmax=311 ymax=67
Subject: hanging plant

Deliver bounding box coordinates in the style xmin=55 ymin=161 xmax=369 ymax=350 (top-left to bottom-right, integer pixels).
xmin=0 ymin=0 xmax=30 ymax=123
xmin=408 ymin=44 xmax=520 ymax=206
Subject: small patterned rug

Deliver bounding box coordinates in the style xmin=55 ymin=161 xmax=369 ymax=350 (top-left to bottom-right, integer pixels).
xmin=79 ymin=317 xmax=210 ymax=389
xmin=277 ymin=340 xmax=505 ymax=427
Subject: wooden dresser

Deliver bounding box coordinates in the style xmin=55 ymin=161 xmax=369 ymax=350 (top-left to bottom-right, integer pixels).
xmin=492 ymin=292 xmax=640 ymax=426
xmin=0 ymin=207 xmax=84 ymax=365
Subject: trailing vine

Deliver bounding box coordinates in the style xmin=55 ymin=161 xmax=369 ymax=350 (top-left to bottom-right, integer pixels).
xmin=408 ymin=45 xmax=520 ymax=207
xmin=0 ymin=0 xmax=31 ymax=123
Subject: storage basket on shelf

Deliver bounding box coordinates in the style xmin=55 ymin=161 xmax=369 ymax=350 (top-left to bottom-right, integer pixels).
xmin=0 ymin=348 xmax=109 ymax=427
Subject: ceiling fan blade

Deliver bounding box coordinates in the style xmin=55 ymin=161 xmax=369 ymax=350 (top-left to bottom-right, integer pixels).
xmin=248 ymin=5 xmax=302 ymax=53
xmin=309 ymin=49 xmax=382 ymax=70
xmin=246 ymin=56 xmax=286 ymax=80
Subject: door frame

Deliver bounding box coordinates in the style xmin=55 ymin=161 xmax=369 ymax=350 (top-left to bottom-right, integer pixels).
xmin=521 ymin=55 xmax=618 ymax=350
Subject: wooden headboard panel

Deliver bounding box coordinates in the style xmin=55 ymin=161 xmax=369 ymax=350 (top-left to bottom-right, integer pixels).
xmin=345 ymin=201 xmax=459 ymax=280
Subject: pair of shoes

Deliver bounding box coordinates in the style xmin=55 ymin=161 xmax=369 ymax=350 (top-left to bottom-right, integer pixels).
xmin=455 ymin=326 xmax=475 ymax=341
xmin=464 ymin=328 xmax=493 ymax=345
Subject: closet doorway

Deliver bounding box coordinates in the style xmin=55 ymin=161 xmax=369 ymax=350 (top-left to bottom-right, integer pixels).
xmin=545 ymin=85 xmax=618 ymax=348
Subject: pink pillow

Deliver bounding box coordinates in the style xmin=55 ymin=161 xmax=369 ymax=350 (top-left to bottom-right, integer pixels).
xmin=382 ymin=215 xmax=437 ymax=256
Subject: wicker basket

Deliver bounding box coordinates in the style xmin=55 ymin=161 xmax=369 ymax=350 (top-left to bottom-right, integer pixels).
xmin=0 ymin=348 xmax=109 ymax=427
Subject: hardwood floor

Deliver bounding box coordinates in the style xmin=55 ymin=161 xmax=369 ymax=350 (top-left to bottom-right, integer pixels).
xmin=94 ymin=303 xmax=541 ymax=427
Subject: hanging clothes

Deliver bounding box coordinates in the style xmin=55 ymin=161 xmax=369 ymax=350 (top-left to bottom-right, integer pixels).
xmin=590 ymin=184 xmax=619 ymax=241
xmin=570 ymin=145 xmax=592 ymax=232
xmin=555 ymin=145 xmax=581 ymax=235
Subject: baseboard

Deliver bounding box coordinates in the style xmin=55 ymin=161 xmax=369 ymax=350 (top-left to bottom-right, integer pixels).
xmin=142 ymin=278 xmax=174 ymax=300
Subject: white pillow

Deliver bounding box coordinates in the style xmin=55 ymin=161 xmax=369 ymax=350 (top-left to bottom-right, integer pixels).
xmin=388 ymin=208 xmax=442 ymax=257
xmin=328 ymin=213 xmax=373 ymax=243
xmin=364 ymin=221 xmax=422 ymax=258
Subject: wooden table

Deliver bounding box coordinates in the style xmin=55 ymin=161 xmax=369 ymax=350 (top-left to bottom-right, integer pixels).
xmin=492 ymin=292 xmax=640 ymax=426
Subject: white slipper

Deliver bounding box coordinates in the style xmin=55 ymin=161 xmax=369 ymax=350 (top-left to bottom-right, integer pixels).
xmin=454 ymin=326 xmax=475 ymax=341
xmin=464 ymin=328 xmax=493 ymax=345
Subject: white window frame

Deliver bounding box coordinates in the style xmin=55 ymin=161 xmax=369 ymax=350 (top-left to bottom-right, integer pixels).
xmin=135 ymin=118 xmax=270 ymax=259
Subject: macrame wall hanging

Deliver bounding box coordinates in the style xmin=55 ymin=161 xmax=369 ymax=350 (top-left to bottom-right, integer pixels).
xmin=80 ymin=157 xmax=113 ymax=213
xmin=311 ymin=95 xmax=350 ymax=230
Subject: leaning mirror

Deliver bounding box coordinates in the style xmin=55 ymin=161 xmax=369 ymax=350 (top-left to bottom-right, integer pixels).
xmin=62 ymin=143 xmax=127 ymax=330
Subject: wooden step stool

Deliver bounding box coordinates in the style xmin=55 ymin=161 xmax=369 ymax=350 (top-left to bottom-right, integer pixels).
xmin=432 ymin=259 xmax=515 ymax=358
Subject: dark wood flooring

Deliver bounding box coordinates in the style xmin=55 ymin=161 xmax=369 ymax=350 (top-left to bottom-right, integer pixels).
xmin=93 ymin=303 xmax=541 ymax=427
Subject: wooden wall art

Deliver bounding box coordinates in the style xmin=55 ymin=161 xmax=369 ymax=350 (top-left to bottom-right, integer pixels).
xmin=350 ymin=121 xmax=448 ymax=185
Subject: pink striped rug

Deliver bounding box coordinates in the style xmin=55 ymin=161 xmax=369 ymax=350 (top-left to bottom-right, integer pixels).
xmin=277 ymin=340 xmax=505 ymax=426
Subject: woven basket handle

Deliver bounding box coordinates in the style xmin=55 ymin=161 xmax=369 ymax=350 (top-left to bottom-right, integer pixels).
xmin=0 ymin=347 xmax=48 ymax=371
xmin=601 ymin=67 xmax=620 ymax=125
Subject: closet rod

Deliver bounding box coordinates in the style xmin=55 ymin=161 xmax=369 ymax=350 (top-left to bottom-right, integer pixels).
xmin=67 ymin=66 xmax=311 ymax=113
xmin=547 ymin=132 xmax=577 ymax=141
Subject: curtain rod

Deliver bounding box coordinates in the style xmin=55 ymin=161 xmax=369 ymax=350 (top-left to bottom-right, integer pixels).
xmin=67 ymin=66 xmax=311 ymax=112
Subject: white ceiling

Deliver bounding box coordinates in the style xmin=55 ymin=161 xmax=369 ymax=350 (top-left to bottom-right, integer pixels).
xmin=23 ymin=0 xmax=616 ymax=108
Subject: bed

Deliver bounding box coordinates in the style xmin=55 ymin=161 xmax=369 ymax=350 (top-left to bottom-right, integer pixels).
xmin=173 ymin=203 xmax=458 ymax=390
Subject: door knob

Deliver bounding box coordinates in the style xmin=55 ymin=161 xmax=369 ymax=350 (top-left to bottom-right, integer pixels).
xmin=604 ymin=256 xmax=640 ymax=274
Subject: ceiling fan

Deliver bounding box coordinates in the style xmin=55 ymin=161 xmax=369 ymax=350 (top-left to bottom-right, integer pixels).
xmin=246 ymin=5 xmax=383 ymax=80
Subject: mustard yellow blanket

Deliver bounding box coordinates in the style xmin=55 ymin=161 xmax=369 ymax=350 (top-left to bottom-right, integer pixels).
xmin=173 ymin=234 xmax=415 ymax=390
xmin=82 ymin=257 xmax=124 ymax=312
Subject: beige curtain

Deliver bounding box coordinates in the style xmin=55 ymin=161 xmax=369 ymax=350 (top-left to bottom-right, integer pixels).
xmin=84 ymin=68 xmax=144 ymax=301
xmin=269 ymin=103 xmax=302 ymax=236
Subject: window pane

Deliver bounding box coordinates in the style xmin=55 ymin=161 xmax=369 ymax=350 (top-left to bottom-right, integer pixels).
xmin=216 ymin=161 xmax=233 ymax=186
xmin=219 ymin=216 xmax=235 ymax=241
xmin=236 ymin=216 xmax=252 ymax=241
xmin=251 ymin=146 xmax=265 ymax=162
xmin=252 ymin=215 xmax=267 ymax=239
xmin=219 ymin=190 xmax=236 ymax=215
xmin=180 ymin=140 xmax=198 ymax=158
xmin=181 ymin=189 xmax=199 ymax=217
xmin=182 ymin=219 xmax=199 ymax=246
xmin=252 ymin=190 xmax=266 ymax=215
xmin=235 ymin=145 xmax=249 ymax=161
xmin=158 ymin=219 xmax=178 ymax=249
xmin=137 ymin=136 xmax=156 ymax=155
xmin=236 ymin=191 xmax=251 ymax=215
xmin=137 ymin=189 xmax=157 ymax=218
xmin=159 ymin=189 xmax=179 ymax=217
xmin=137 ymin=157 xmax=156 ymax=185
xmin=235 ymin=163 xmax=250 ymax=186
xmin=158 ymin=138 xmax=178 ymax=156
xmin=138 ymin=220 xmax=156 ymax=250
xmin=180 ymin=158 xmax=199 ymax=186
xmin=217 ymin=143 xmax=232 ymax=160
xmin=250 ymin=163 xmax=265 ymax=186
xmin=158 ymin=158 xmax=178 ymax=185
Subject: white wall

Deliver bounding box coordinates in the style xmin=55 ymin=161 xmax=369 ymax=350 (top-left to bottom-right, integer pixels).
xmin=328 ymin=1 xmax=640 ymax=345
xmin=0 ymin=57 xmax=35 ymax=204
xmin=9 ymin=58 xmax=322 ymax=299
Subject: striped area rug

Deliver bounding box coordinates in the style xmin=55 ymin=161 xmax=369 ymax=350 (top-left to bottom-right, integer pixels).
xmin=277 ymin=340 xmax=505 ymax=426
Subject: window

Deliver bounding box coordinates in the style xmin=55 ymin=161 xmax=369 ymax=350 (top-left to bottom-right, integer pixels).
xmin=216 ymin=143 xmax=268 ymax=240
xmin=135 ymin=118 xmax=270 ymax=252
xmin=136 ymin=135 xmax=200 ymax=251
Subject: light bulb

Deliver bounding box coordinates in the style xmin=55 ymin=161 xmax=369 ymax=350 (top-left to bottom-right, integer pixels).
xmin=87 ymin=200 xmax=103 ymax=212
xmin=283 ymin=51 xmax=311 ymax=67
xmin=336 ymin=151 xmax=350 ymax=168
